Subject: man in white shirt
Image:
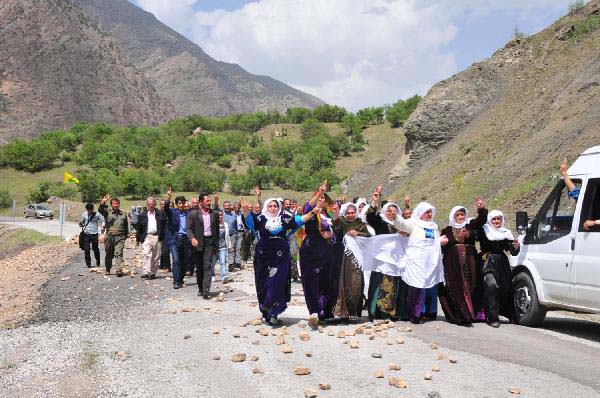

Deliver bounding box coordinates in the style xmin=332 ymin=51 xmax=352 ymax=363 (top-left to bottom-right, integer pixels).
xmin=136 ymin=197 xmax=166 ymax=279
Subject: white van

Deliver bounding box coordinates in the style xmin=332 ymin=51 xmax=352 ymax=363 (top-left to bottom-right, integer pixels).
xmin=511 ymin=145 xmax=600 ymax=326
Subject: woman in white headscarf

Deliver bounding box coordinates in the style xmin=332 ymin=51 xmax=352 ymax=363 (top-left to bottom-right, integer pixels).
xmin=477 ymin=210 xmax=520 ymax=328
xmin=364 ymin=185 xmax=410 ymax=322
xmin=241 ymin=197 xmax=320 ymax=326
xmin=332 ymin=202 xmax=370 ymax=322
xmin=392 ymin=201 xmax=448 ymax=324
xmin=438 ymin=198 xmax=488 ymax=325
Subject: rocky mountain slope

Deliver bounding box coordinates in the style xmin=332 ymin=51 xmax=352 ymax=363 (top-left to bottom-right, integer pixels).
xmin=73 ymin=0 xmax=323 ymax=117
xmin=0 ymin=0 xmax=174 ymax=143
xmin=345 ymin=1 xmax=600 ymax=221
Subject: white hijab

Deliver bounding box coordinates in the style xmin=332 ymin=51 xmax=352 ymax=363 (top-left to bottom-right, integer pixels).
xmin=379 ymin=202 xmax=400 ymax=226
xmin=483 ymin=210 xmax=514 ymax=241
xmin=355 ymin=198 xmax=368 ymax=222
xmin=448 ymin=206 xmax=468 ymax=229
xmin=411 ymin=202 xmax=438 ymax=230
xmin=261 ymin=198 xmax=282 ymax=230
xmin=339 ymin=202 xmax=357 ymax=219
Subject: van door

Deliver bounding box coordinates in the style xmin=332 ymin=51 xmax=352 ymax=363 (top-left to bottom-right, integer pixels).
xmin=524 ymin=179 xmax=580 ymax=304
xmin=571 ymin=177 xmax=600 ymax=309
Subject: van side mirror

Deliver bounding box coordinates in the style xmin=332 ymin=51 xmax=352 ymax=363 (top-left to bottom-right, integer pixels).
xmin=516 ymin=211 xmax=528 ymax=235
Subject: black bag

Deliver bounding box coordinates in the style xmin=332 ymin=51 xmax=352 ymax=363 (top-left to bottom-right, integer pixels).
xmin=79 ymin=212 xmax=96 ymax=250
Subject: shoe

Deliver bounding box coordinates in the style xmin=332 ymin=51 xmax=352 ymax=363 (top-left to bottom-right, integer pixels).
xmin=173 ymin=283 xmax=181 ymax=289
xmin=268 ymin=316 xmax=282 ymax=326
xmin=489 ymin=321 xmax=500 ymax=328
xmin=197 ymin=291 xmax=203 ymax=296
xmin=308 ymin=313 xmax=319 ymax=330
xmin=141 ymin=274 xmax=150 ymax=279
xmin=104 ymin=269 xmax=110 ymax=275
xmin=202 ymin=295 xmax=209 ymax=300
xmin=86 ymin=264 xmax=91 ymax=268
xmin=149 ymin=274 xmax=156 ymax=280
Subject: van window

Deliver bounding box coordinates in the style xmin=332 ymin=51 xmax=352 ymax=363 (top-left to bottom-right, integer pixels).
xmin=533 ymin=180 xmax=580 ymax=243
xmin=579 ymin=178 xmax=600 ymax=233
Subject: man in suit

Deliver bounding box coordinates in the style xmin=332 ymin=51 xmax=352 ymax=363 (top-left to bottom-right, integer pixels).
xmin=187 ymin=192 xmax=219 ymax=299
xmin=164 ymin=188 xmax=189 ymax=289
xmin=136 ymin=197 xmax=166 ymax=279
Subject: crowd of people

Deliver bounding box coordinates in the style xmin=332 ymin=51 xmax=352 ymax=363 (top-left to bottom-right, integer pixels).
xmin=77 ymin=174 xmax=533 ymax=330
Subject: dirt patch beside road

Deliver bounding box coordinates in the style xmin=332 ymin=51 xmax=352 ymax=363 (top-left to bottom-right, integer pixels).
xmin=0 ymin=233 xmax=79 ymax=329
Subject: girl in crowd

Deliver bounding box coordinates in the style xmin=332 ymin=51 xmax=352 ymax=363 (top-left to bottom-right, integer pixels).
xmin=241 ymin=197 xmax=320 ymax=326
xmin=299 ymin=182 xmax=337 ymax=328
xmin=365 ymin=185 xmax=409 ymax=322
xmin=478 ymin=210 xmax=520 ymax=328
xmin=215 ymin=211 xmax=231 ymax=283
xmin=438 ymin=198 xmax=488 ymax=325
xmin=332 ymin=202 xmax=370 ymax=322
xmin=392 ymin=202 xmax=447 ymax=324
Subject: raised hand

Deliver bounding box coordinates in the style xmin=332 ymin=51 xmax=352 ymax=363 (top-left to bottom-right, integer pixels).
xmin=373 ymin=184 xmax=383 ymax=202
xmin=213 ymin=193 xmax=219 ymax=202
xmin=254 ymin=186 xmax=261 ymax=197
xmin=166 ymin=186 xmax=173 ymax=199
xmin=318 ymin=180 xmax=328 ymax=194
xmin=559 ymin=158 xmax=569 ymax=175
xmin=100 ymin=194 xmax=111 ymax=205
xmin=403 ymin=194 xmax=410 ymax=208
xmin=475 ymin=197 xmax=486 ymax=209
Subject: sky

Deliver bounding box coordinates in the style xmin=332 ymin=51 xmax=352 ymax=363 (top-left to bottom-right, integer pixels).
xmin=133 ymin=0 xmax=574 ymax=111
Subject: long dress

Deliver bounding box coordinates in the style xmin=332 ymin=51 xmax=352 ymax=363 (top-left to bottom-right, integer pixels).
xmin=478 ymin=232 xmax=520 ymax=323
xmin=332 ymin=217 xmax=370 ymax=319
xmin=244 ymin=212 xmax=299 ymax=321
xmin=365 ymin=206 xmax=410 ymax=321
xmin=438 ymin=208 xmax=487 ymax=324
xmin=299 ymin=202 xmax=337 ymax=319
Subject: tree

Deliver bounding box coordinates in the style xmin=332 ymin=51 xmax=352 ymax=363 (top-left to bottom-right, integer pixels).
xmin=286 ymin=107 xmax=313 ymax=124
xmin=0 ymin=188 xmax=11 ymax=209
xmin=27 ymin=181 xmax=51 ymax=203
xmin=313 ymin=104 xmax=347 ymax=123
xmin=386 ymin=95 xmax=421 ymax=127
xmin=228 ymin=173 xmax=254 ymax=195
xmin=300 ymin=118 xmax=327 ymax=139
xmin=78 ymin=169 xmax=118 ymax=203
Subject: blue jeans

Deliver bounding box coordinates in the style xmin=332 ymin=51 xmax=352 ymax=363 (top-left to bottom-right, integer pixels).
xmin=216 ymin=247 xmax=228 ymax=280
xmin=170 ymin=235 xmax=188 ymax=284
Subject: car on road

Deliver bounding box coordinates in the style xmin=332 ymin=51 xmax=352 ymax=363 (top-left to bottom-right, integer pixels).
xmin=511 ymin=145 xmax=600 ymax=326
xmin=23 ymin=204 xmax=54 ymax=219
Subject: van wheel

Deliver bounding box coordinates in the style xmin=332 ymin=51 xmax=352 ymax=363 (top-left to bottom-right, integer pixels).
xmin=513 ymin=272 xmax=547 ymax=326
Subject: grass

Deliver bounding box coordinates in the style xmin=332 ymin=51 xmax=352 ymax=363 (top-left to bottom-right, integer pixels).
xmin=0 ymin=227 xmax=61 ymax=260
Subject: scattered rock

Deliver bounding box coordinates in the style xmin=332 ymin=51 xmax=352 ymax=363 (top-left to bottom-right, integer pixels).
xmin=427 ymin=391 xmax=442 ymax=398
xmin=388 ymin=363 xmax=401 ymax=371
xmin=396 ymin=337 xmax=405 ymax=344
xmin=233 ymin=330 xmax=241 ymax=338
xmin=355 ymin=326 xmax=365 ymax=334
xmin=252 ymin=340 xmax=261 ymax=346
xmin=428 ymin=342 xmax=438 ymax=350
xmin=231 ymin=353 xmax=246 ymax=363
xmin=436 ymin=353 xmax=445 ymax=361
xmin=299 ymin=332 xmax=311 ymax=341
xmin=448 ymin=356 xmax=458 ymax=364
xmin=115 ymin=351 xmax=128 ymax=360
xmin=294 ymin=367 xmax=311 ymax=375
xmin=60 ymin=277 xmax=70 ymax=282
xmin=424 ymin=372 xmax=433 ymax=380
xmin=217 ymin=292 xmax=225 ymax=302
xmin=250 ymin=355 xmax=259 ymax=362
xmin=386 ymin=340 xmax=393 ymax=346
xmin=305 ymin=352 xmax=312 ymax=357
xmin=318 ymin=326 xmax=324 ymax=333
xmin=304 ymin=388 xmax=318 ymax=398
xmin=388 ymin=376 xmax=407 ymax=388
xmin=282 ymin=345 xmax=294 ymax=354
xmin=349 ymin=340 xmax=360 ymax=349
xmin=252 ymin=367 xmax=264 ymax=374
xmin=213 ymin=355 xmax=221 ymax=360
xmin=183 ymin=334 xmax=191 ymax=340
xmin=248 ymin=318 xmax=262 ymax=326
xmin=180 ymin=307 xmax=194 ymax=313
xmin=345 ymin=329 xmax=356 ymax=337
xmin=368 ymin=335 xmax=375 ymax=341
xmin=374 ymin=371 xmax=385 ymax=378
xmin=319 ymin=383 xmax=331 ymax=391
xmin=509 ymin=387 xmax=521 ymax=395
xmin=336 ymin=330 xmax=346 ymax=338
xmin=275 ymin=336 xmax=286 ymax=345
xmin=212 ymin=328 xmax=220 ymax=335
xmin=327 ymin=329 xmax=335 ymax=336
xmin=372 ymin=353 xmax=383 ymax=359
xmin=258 ymin=328 xmax=269 ymax=337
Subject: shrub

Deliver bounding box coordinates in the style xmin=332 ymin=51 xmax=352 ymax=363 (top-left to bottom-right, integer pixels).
xmin=78 ymin=169 xmax=119 ymax=203
xmin=313 ymin=104 xmax=347 ymax=123
xmin=300 ymin=118 xmax=327 ymax=139
xmin=216 ymin=154 xmax=232 ymax=168
xmin=568 ymin=0 xmax=586 ymax=13
xmin=0 ymin=188 xmax=11 ymax=209
xmin=48 ymin=182 xmax=78 ymax=200
xmin=286 ymin=107 xmax=313 ymax=124
xmin=228 ymin=173 xmax=254 ymax=195
xmin=27 ymin=181 xmax=51 ymax=203
xmin=386 ymin=95 xmax=421 ymax=128
xmin=2 ymin=139 xmax=59 ymax=172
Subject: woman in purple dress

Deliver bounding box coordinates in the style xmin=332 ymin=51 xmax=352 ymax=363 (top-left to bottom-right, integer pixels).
xmin=242 ymin=197 xmax=319 ymax=326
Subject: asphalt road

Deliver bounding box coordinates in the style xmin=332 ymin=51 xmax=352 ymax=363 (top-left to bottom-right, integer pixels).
xmin=1 ymin=241 xmax=599 ymax=397
xmin=0 ymin=217 xmax=80 ymax=240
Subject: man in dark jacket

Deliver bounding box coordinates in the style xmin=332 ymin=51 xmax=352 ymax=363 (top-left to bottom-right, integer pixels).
xmin=164 ymin=188 xmax=189 ymax=289
xmin=136 ymin=197 xmax=166 ymax=279
xmin=187 ymin=192 xmax=219 ymax=298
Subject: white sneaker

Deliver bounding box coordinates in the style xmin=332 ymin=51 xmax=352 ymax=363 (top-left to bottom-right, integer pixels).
xmin=308 ymin=313 xmax=319 ymax=330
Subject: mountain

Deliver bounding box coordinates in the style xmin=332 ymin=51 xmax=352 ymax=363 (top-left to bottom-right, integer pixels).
xmin=72 ymin=0 xmax=324 ymax=117
xmin=344 ymin=1 xmax=600 ymax=220
xmin=0 ymin=0 xmax=174 ymax=144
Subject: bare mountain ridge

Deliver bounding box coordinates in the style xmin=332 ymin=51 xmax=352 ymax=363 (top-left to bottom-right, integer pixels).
xmin=0 ymin=0 xmax=174 ymax=143
xmin=344 ymin=1 xmax=600 ymax=220
xmin=73 ymin=0 xmax=324 ymax=117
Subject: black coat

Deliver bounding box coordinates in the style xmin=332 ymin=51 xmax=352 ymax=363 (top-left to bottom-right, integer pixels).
xmin=136 ymin=209 xmax=166 ymax=243
xmin=186 ymin=208 xmax=219 ymax=252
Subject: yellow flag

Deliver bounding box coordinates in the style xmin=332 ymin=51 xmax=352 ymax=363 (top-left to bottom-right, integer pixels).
xmin=63 ymin=172 xmax=79 ymax=185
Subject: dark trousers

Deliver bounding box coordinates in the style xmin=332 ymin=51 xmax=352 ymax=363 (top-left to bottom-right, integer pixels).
xmin=186 ymin=240 xmax=196 ymax=275
xmin=195 ymin=236 xmax=216 ymax=295
xmin=171 ymin=235 xmax=189 ymax=284
xmin=160 ymin=239 xmax=171 ymax=269
xmin=83 ymin=233 xmax=100 ymax=267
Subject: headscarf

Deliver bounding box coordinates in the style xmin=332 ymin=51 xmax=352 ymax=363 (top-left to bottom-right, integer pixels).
xmin=261 ymin=198 xmax=283 ymax=233
xmin=448 ymin=206 xmax=468 ymax=229
xmin=483 ymin=210 xmax=514 ymax=241
xmin=379 ymin=202 xmax=400 ymax=226
xmin=339 ymin=202 xmax=357 ymax=218
xmin=355 ymin=198 xmax=369 ymax=222
xmin=411 ymin=202 xmax=438 ymax=230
